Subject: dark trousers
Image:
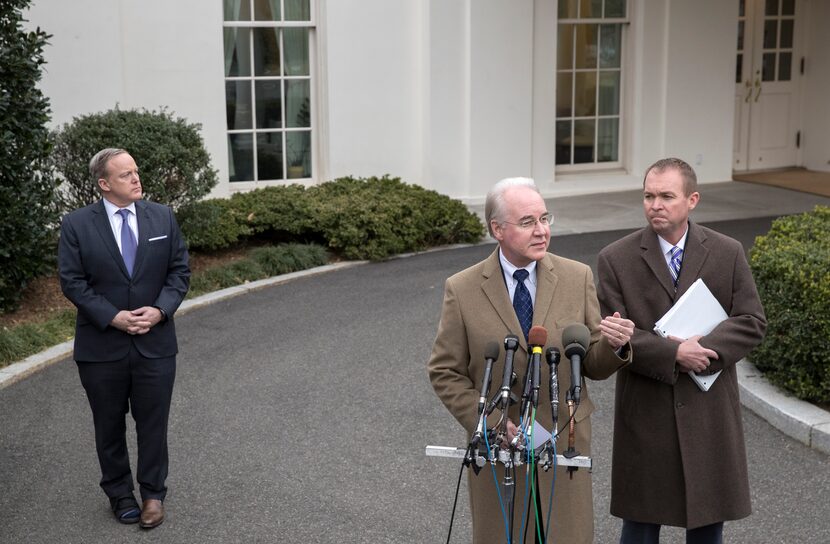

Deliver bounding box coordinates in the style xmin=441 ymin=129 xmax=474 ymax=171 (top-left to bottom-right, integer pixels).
xmin=77 ymin=346 xmax=176 ymax=502
xmin=620 ymin=519 xmax=724 ymax=544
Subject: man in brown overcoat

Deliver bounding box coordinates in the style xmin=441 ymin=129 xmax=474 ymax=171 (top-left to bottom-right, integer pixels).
xmin=428 ymin=177 xmax=634 ymax=543
xmin=597 ymin=158 xmax=766 ymax=543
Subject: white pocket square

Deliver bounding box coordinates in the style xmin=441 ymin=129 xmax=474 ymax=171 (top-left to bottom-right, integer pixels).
xmin=148 ymin=235 xmax=168 ymax=242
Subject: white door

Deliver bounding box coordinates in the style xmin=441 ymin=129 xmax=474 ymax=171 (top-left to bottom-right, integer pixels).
xmin=733 ymin=0 xmax=802 ymax=171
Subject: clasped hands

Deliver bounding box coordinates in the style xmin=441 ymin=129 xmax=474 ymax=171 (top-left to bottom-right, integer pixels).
xmin=110 ymin=306 xmax=164 ymax=335
xmin=600 ymin=311 xmax=635 ymax=349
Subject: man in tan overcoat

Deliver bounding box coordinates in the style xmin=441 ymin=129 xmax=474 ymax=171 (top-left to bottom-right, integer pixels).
xmin=428 ymin=177 xmax=633 ymax=543
xmin=597 ymin=158 xmax=766 ymax=543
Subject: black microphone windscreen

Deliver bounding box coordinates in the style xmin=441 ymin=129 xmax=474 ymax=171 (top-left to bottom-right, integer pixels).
xmin=545 ymin=347 xmax=561 ymax=366
xmin=563 ymin=323 xmax=590 ymax=358
xmin=484 ymin=341 xmax=500 ymax=360
xmin=528 ymin=326 xmax=547 ymax=347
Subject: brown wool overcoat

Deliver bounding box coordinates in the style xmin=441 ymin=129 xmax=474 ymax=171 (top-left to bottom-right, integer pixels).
xmin=428 ymin=249 xmax=630 ymax=544
xmin=596 ymin=222 xmax=766 ymax=529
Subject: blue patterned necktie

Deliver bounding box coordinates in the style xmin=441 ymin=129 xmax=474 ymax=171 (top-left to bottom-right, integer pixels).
xmin=117 ymin=208 xmax=137 ymax=276
xmin=512 ymin=269 xmax=533 ymax=341
xmin=669 ymin=246 xmax=683 ymax=288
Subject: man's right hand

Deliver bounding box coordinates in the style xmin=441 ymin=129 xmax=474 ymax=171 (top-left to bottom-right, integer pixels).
xmin=670 ymin=334 xmax=719 ymax=373
xmin=110 ymin=310 xmax=152 ymax=335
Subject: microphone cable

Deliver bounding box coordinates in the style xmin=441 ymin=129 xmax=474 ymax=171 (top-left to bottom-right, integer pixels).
xmin=444 ymin=455 xmax=466 ymax=544
xmin=484 ymin=425 xmax=512 ymax=544
xmin=544 ymin=438 xmax=558 ymax=543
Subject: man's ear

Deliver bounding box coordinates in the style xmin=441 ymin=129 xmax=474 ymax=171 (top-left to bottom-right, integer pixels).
xmin=491 ymin=221 xmax=504 ymax=241
xmin=98 ymin=178 xmax=110 ymax=193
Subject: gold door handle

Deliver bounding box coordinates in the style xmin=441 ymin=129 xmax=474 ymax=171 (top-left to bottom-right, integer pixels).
xmin=754 ymin=78 xmax=762 ymax=102
xmin=744 ymin=80 xmax=752 ymax=103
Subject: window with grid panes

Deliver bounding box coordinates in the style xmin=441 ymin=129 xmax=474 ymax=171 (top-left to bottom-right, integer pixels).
xmin=223 ymin=0 xmax=313 ymax=183
xmin=556 ymin=0 xmax=626 ymax=167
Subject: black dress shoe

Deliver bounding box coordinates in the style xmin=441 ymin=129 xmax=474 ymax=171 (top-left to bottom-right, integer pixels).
xmin=110 ymin=495 xmax=141 ymax=524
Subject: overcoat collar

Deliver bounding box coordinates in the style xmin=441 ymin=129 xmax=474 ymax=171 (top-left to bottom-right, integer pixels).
xmin=91 ymin=199 xmax=149 ymax=279
xmin=639 ymin=222 xmax=709 ymax=300
xmin=480 ymin=249 xmax=558 ymax=351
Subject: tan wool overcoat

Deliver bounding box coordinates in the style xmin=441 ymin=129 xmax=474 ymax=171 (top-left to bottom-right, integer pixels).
xmin=428 ymin=249 xmax=630 ymax=544
xmin=597 ymin=222 xmax=766 ymax=529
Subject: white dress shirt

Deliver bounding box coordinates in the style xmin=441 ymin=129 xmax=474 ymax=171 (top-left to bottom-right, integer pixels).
xmin=102 ymin=198 xmax=138 ymax=254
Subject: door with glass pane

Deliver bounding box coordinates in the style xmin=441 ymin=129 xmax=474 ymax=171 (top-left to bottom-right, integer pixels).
xmin=733 ymin=0 xmax=802 ymax=171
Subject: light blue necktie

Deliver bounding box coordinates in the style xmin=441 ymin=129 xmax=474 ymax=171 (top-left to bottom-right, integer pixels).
xmin=669 ymin=246 xmax=683 ymax=288
xmin=117 ymin=209 xmax=137 ymax=276
xmin=512 ymin=269 xmax=533 ymax=341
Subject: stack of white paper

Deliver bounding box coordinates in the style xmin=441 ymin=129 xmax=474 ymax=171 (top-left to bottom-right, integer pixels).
xmin=653 ymin=278 xmax=728 ymax=391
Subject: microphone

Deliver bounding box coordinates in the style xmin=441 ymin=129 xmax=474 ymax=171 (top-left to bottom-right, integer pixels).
xmin=545 ymin=347 xmax=561 ymax=433
xmin=478 ymin=342 xmax=501 ymax=417
xmin=498 ymin=335 xmax=520 ymax=412
xmin=563 ymin=323 xmax=590 ymax=406
xmin=528 ymin=326 xmax=547 ymax=410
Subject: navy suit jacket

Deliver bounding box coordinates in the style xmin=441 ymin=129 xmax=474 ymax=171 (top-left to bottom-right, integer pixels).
xmin=58 ymin=199 xmax=190 ymax=362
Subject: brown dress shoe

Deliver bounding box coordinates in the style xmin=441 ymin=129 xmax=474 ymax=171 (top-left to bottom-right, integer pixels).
xmin=139 ymin=499 xmax=164 ymax=529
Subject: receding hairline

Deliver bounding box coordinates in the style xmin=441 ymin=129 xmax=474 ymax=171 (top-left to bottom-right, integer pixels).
xmin=643 ymin=157 xmax=698 ymax=196
xmin=484 ymin=177 xmax=541 ymax=236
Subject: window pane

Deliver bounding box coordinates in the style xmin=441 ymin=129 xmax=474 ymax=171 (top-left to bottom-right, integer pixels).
xmin=575 ymin=25 xmax=598 ymax=69
xmin=763 ymin=20 xmax=777 ymax=49
xmin=598 ymin=71 xmax=620 ymax=116
xmin=599 ymin=24 xmax=621 ymax=68
xmin=559 ymin=0 xmax=577 ymax=19
xmin=286 ymin=80 xmax=310 ymax=128
xmin=558 ymin=25 xmax=574 ymax=70
xmin=283 ymin=28 xmax=310 ymax=76
xmin=597 ymin=118 xmax=619 ymax=162
xmin=604 ymin=0 xmax=625 ymax=18
xmin=736 ymin=53 xmax=743 ymax=83
xmin=286 ymin=131 xmax=311 ymax=178
xmin=254 ymin=28 xmax=281 ymax=76
xmin=574 ymin=71 xmax=597 ymax=116
xmin=737 ymin=21 xmax=744 ymax=50
xmin=255 ymin=80 xmax=282 ymax=128
xmin=224 ymin=28 xmax=251 ymax=77
xmin=765 ymin=0 xmax=779 ymax=16
xmin=285 ymin=0 xmax=311 ymax=21
xmin=555 ymin=120 xmax=572 ymax=165
xmin=762 ymin=52 xmax=776 ymax=81
xmin=226 ymin=80 xmax=253 ymax=130
xmin=257 ymin=133 xmax=284 ymax=180
xmin=228 ymin=134 xmax=254 ymax=182
xmin=778 ymin=52 xmax=791 ymax=81
xmin=557 ymin=72 xmax=573 ymax=117
xmin=254 ymin=0 xmax=280 ymax=21
xmin=739 ymin=0 xmax=745 ymax=17
xmin=224 ymin=0 xmax=251 ymax=21
xmin=782 ymin=0 xmax=795 ymax=16
xmin=580 ymin=0 xmax=602 ymax=18
xmin=573 ymin=119 xmax=595 ymax=163
xmin=780 ymin=19 xmax=793 ymax=48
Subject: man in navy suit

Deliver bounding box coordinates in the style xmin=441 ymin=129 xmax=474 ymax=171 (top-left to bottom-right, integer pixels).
xmin=58 ymin=148 xmax=190 ymax=529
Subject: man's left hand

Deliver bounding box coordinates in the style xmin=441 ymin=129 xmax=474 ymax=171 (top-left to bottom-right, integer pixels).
xmin=127 ymin=306 xmax=164 ymax=335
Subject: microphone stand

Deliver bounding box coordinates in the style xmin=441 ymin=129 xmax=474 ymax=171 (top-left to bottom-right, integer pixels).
xmin=563 ymin=390 xmax=580 ymax=479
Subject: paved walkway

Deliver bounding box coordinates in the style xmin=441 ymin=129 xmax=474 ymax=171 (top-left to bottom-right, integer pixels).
xmin=1 ymin=179 xmax=829 ymax=543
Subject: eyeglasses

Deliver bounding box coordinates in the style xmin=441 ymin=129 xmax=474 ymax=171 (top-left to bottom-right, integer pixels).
xmin=502 ymin=212 xmax=554 ymax=230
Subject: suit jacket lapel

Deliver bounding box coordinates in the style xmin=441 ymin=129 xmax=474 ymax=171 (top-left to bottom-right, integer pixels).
xmin=640 ymin=227 xmax=676 ymax=299
xmin=480 ymin=249 xmax=528 ymax=350
xmin=675 ymin=222 xmax=709 ymax=297
xmin=533 ymin=253 xmax=558 ymax=330
xmin=92 ymin=200 xmax=131 ymax=279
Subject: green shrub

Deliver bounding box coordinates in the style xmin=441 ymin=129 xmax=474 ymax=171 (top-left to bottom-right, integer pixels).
xmin=749 ymin=206 xmax=830 ymax=403
xmin=177 ymin=198 xmax=251 ymax=251
xmin=249 ymin=244 xmax=328 ymax=276
xmin=0 ymin=309 xmax=75 ymax=367
xmin=230 ymin=185 xmax=313 ymax=236
xmin=307 ymin=176 xmax=485 ymax=260
xmin=50 ymin=107 xmax=218 ymax=212
xmin=0 ymin=1 xmax=58 ymax=312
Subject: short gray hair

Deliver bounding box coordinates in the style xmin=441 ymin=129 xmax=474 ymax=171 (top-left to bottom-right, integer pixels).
xmin=90 ymin=148 xmax=129 ymax=183
xmin=484 ymin=177 xmax=540 ymax=236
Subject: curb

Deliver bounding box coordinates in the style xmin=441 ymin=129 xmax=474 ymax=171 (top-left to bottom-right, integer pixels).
xmin=0 ymin=260 xmax=367 ymax=390
xmin=738 ymin=360 xmax=830 ymax=456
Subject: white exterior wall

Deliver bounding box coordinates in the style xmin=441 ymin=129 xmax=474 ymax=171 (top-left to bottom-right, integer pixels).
xmin=802 ymin=0 xmax=830 ymax=172
xmin=25 ymin=0 xmax=231 ymax=197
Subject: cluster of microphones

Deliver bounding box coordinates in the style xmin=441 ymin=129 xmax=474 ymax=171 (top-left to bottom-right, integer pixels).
xmin=466 ymin=323 xmax=591 ymax=474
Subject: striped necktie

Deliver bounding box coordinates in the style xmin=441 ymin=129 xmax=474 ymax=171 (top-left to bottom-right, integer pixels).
xmin=512 ymin=269 xmax=533 ymax=341
xmin=669 ymin=246 xmax=683 ymax=288
xmin=117 ymin=208 xmax=137 ymax=276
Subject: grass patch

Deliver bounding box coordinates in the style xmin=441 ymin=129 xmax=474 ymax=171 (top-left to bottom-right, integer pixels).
xmin=0 ymin=243 xmax=330 ymax=369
